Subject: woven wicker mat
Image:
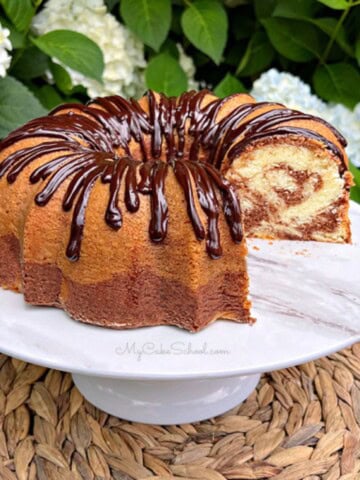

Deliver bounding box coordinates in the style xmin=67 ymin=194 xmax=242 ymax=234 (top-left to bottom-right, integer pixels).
xmin=0 ymin=345 xmax=359 ymax=480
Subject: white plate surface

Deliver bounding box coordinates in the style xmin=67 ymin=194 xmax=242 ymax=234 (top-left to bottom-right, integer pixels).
xmin=0 ymin=203 xmax=359 ymax=380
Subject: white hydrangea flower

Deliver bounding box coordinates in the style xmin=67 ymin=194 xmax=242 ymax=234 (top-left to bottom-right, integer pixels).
xmin=0 ymin=22 xmax=12 ymax=78
xmin=177 ymin=43 xmax=198 ymax=91
xmin=251 ymin=68 xmax=360 ymax=167
xmin=32 ymin=0 xmax=146 ymax=98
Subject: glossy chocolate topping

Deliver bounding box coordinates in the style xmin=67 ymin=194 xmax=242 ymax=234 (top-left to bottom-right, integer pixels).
xmin=0 ymin=90 xmax=347 ymax=260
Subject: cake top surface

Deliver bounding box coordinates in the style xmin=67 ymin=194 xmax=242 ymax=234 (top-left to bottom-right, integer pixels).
xmin=0 ymin=90 xmax=347 ymax=261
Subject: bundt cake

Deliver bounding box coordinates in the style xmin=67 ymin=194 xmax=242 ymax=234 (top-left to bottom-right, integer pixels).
xmin=0 ymin=90 xmax=351 ymax=331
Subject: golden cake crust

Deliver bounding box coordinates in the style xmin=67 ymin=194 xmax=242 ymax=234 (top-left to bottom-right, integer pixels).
xmin=0 ymin=90 xmax=352 ymax=331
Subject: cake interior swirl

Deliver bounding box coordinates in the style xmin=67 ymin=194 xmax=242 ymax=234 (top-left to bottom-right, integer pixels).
xmin=0 ymin=90 xmax=352 ymax=331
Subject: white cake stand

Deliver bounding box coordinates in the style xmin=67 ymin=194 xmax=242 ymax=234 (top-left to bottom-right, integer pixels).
xmin=0 ymin=203 xmax=359 ymax=425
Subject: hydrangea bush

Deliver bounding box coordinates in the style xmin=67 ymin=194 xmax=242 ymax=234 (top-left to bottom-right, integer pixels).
xmin=0 ymin=0 xmax=359 ymax=199
xmin=251 ymin=70 xmax=360 ymax=169
xmin=32 ymin=0 xmax=151 ymax=98
xmin=0 ymin=22 xmax=11 ymax=77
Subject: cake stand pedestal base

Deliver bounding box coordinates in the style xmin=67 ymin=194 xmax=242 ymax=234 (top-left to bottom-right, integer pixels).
xmin=72 ymin=373 xmax=261 ymax=424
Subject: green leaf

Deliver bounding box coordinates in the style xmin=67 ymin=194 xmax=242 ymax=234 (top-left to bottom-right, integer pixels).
xmin=316 ymin=0 xmax=350 ymax=9
xmin=273 ymin=0 xmax=318 ymax=18
xmin=270 ymin=9 xmax=353 ymax=57
xmin=313 ymin=63 xmax=360 ymax=109
xmin=311 ymin=18 xmax=353 ymax=56
xmin=349 ymin=161 xmax=360 ymax=203
xmin=50 ymin=62 xmax=73 ymax=94
xmin=33 ymin=85 xmax=63 ymax=110
xmin=356 ymin=35 xmax=360 ymax=64
xmin=10 ymin=47 xmax=49 ymax=80
xmin=254 ymin=0 xmax=277 ymax=18
xmin=0 ymin=76 xmax=47 ymax=138
xmin=0 ymin=15 xmax=26 ymax=48
xmin=32 ymin=30 xmax=104 ymax=82
xmin=349 ymin=161 xmax=360 ymax=185
xmin=350 ymin=186 xmax=360 ymax=203
xmin=236 ymin=31 xmax=275 ymax=76
xmin=145 ymin=53 xmax=187 ymax=96
xmin=62 ymin=96 xmax=82 ymax=104
xmin=270 ymin=4 xmax=353 ymax=57
xmin=262 ymin=18 xmax=324 ymax=61
xmin=0 ymin=0 xmax=35 ymax=31
xmin=120 ymin=0 xmax=171 ymax=51
xmin=70 ymin=85 xmax=87 ymax=96
xmin=214 ymin=73 xmax=246 ymax=98
xmin=181 ymin=0 xmax=228 ymax=64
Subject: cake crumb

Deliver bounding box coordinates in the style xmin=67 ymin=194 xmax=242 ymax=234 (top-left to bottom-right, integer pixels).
xmin=252 ymin=246 xmax=260 ymax=251
xmin=295 ymin=249 xmax=310 ymax=257
xmin=267 ymin=241 xmax=273 ymax=245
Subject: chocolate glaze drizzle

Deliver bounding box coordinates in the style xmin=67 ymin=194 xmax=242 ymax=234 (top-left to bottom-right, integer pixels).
xmin=0 ymin=90 xmax=347 ymax=261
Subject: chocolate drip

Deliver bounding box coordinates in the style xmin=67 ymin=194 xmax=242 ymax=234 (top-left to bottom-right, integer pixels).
xmin=187 ymin=161 xmax=222 ymax=258
xmin=246 ymin=108 xmax=346 ymax=143
xmin=0 ymin=89 xmax=347 ymax=260
xmin=138 ymin=161 xmax=153 ymax=193
xmin=174 ymin=160 xmax=206 ymax=242
xmin=149 ymin=161 xmax=168 ymax=242
xmin=105 ymin=157 xmax=128 ymax=230
xmin=203 ymin=163 xmax=243 ymax=244
xmin=124 ymin=160 xmax=140 ymax=212
xmin=228 ymin=127 xmax=345 ymax=173
xmin=66 ymin=166 xmax=106 ymax=261
xmin=30 ymin=153 xmax=80 ymax=184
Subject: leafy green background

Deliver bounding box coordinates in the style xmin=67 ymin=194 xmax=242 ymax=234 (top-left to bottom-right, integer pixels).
xmin=0 ymin=0 xmax=359 ymax=200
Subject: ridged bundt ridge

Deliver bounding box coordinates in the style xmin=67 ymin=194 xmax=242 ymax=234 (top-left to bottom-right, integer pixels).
xmin=0 ymin=90 xmax=352 ymax=331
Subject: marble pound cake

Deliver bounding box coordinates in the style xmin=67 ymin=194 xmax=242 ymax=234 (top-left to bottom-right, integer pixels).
xmin=223 ymin=94 xmax=351 ymax=242
xmin=0 ymin=90 xmax=351 ymax=331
